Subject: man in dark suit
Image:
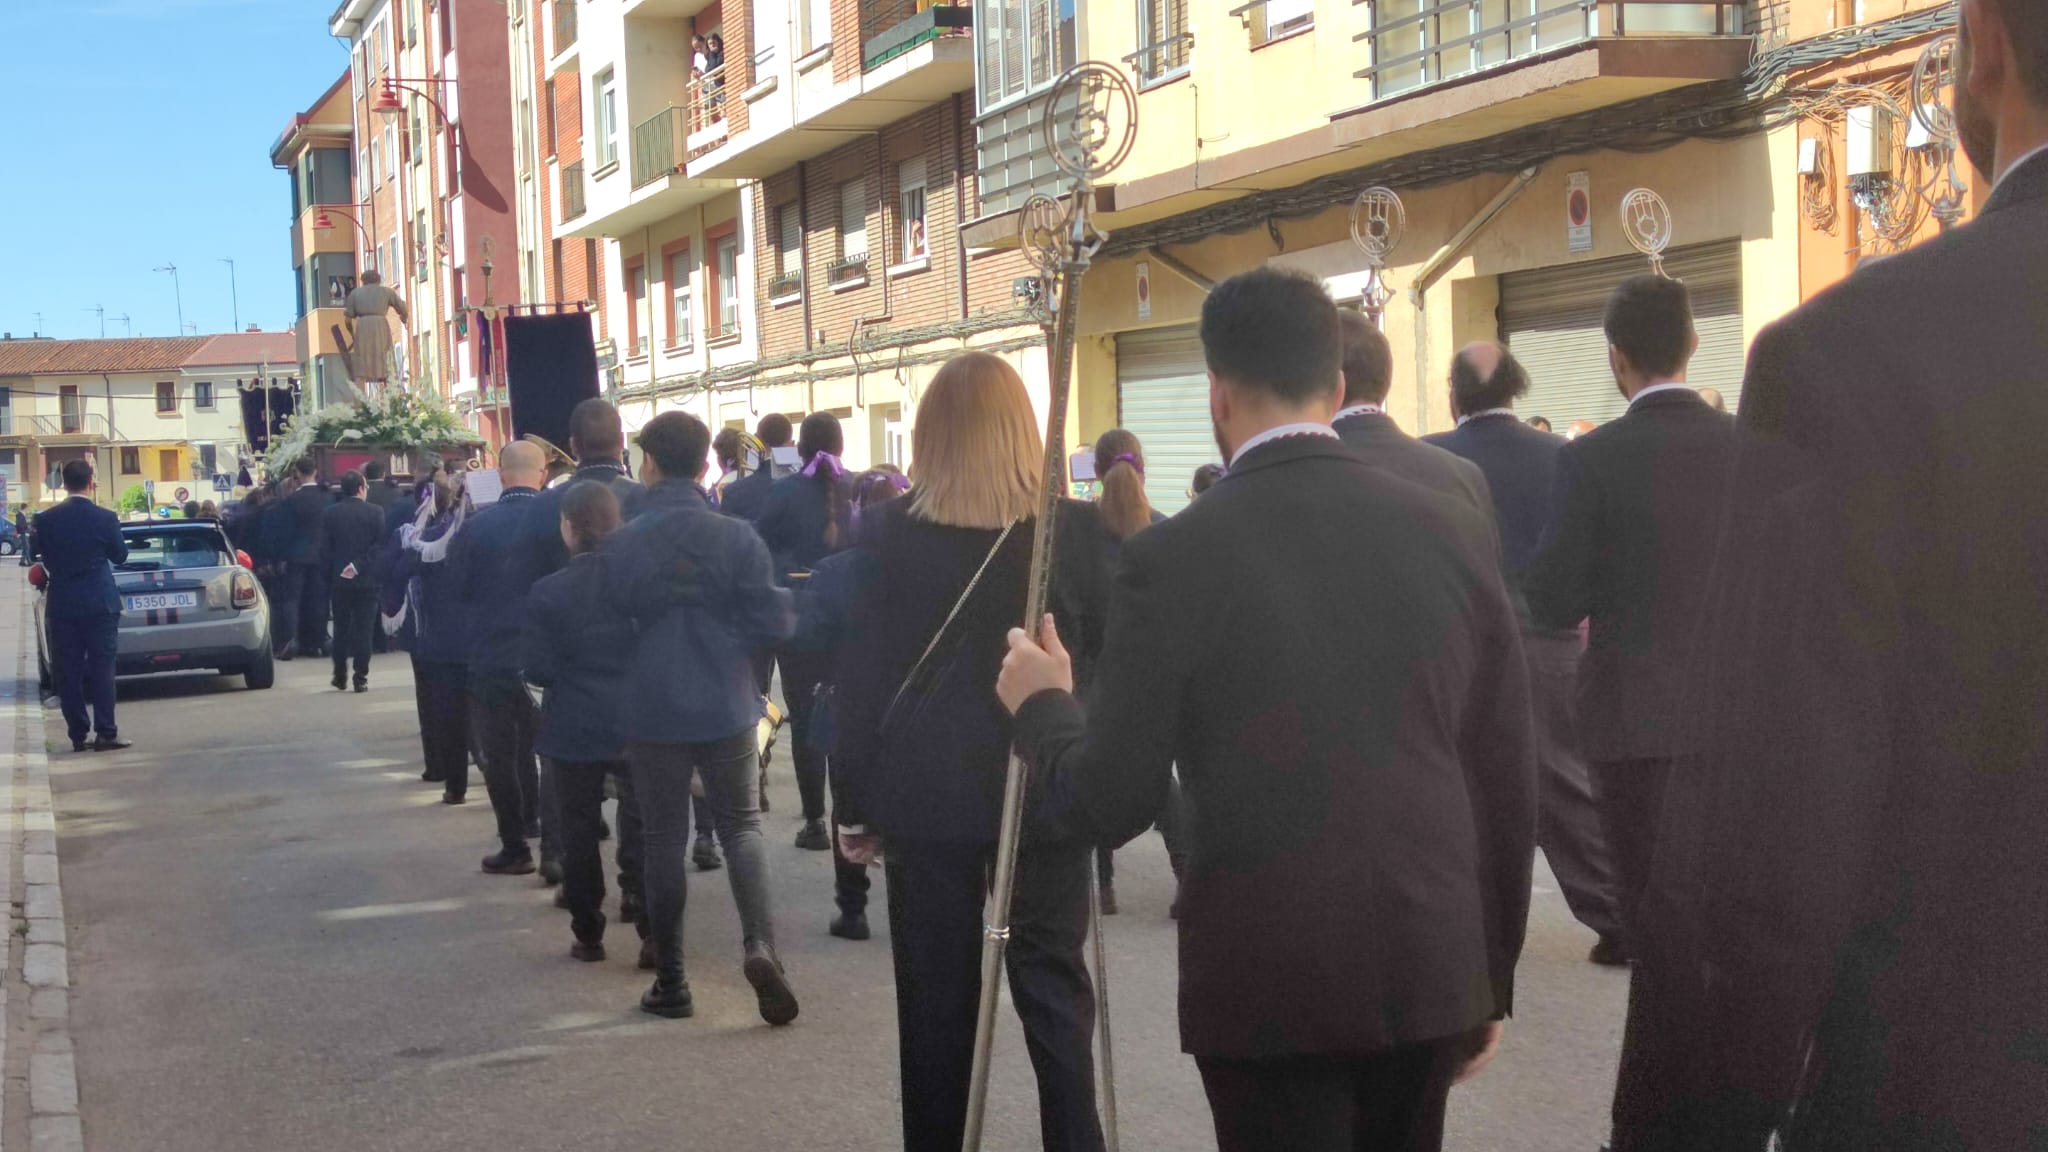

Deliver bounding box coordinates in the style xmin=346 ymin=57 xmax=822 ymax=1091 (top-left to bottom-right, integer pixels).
xmin=716 ymin=412 xmax=791 ymax=522
xmin=281 ymin=457 xmax=334 ymax=659
xmin=1526 ymin=275 xmax=1738 ymax=1152
xmin=1696 ymin=4 xmax=2048 ymax=1147
xmin=1000 ymin=267 xmax=1534 ymax=1152
xmin=319 ymin=470 xmax=388 ymax=693
xmin=518 ymin=398 xmax=647 ymax=583
xmin=452 ymin=440 xmax=549 ymax=877
xmin=1331 ymin=310 xmax=1489 ymax=511
xmin=35 ymin=459 xmax=131 ymax=752
xmin=1425 ymin=343 xmax=1623 ymax=967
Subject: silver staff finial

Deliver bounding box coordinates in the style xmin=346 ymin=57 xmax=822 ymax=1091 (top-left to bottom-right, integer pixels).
xmin=1621 ymin=187 xmax=1674 ymax=277
xmin=1349 ymin=186 xmax=1406 ymax=327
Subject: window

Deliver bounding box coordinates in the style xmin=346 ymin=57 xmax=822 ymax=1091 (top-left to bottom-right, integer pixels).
xmin=412 ymin=109 xmax=426 ymax=167
xmin=898 ymin=159 xmax=928 ymax=262
xmin=715 ymin=232 xmax=741 ymax=335
xmin=406 ymin=0 xmax=419 ymax=44
xmin=0 ymin=387 xmax=9 ymax=436
xmin=800 ymin=0 xmax=831 ymax=54
xmin=543 ymin=77 xmax=558 ymax=157
xmin=197 ymin=443 xmax=218 ymax=476
xmin=352 ymin=45 xmax=365 ymax=98
xmin=1249 ymin=0 xmax=1313 ymax=45
xmin=777 ymin=203 xmax=803 ymax=279
xmin=156 ymin=381 xmax=177 ymax=413
xmin=978 ymin=0 xmax=1073 ymax=107
xmin=367 ymin=142 xmax=379 ymax=189
xmin=121 ymin=447 xmax=140 ymax=475
xmin=594 ymin=68 xmax=619 ymax=170
xmin=1135 ymin=0 xmax=1191 ymax=80
xmin=59 ymin=387 xmax=80 ymax=434
xmin=193 ymin=381 xmax=214 ymax=410
xmin=667 ymin=246 xmax=695 ymax=347
xmin=518 ymin=97 xmax=535 ymax=174
xmin=839 ymin=181 xmax=868 ymax=261
xmin=416 ymin=210 xmax=430 ymax=281
xmin=158 ymin=450 xmax=180 ymax=483
xmin=625 ymin=260 xmax=648 ymax=357
xmin=384 ymin=123 xmax=398 ymax=179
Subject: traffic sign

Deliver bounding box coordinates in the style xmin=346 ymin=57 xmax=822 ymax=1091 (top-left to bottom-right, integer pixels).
xmin=174 ymin=487 xmax=190 ymax=502
xmin=213 ymin=474 xmax=234 ymax=493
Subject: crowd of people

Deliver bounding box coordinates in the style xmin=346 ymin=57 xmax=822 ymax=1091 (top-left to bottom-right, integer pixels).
xmin=80 ymin=5 xmax=2042 ymax=1147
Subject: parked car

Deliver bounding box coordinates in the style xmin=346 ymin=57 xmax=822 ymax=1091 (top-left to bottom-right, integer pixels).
xmin=0 ymin=519 xmax=18 ymax=556
xmin=33 ymin=520 xmax=274 ymax=692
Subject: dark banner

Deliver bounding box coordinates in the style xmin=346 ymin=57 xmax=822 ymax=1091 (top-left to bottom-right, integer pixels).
xmin=502 ymin=312 xmax=600 ymax=454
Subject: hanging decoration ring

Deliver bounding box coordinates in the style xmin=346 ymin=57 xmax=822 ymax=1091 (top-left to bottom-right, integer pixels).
xmin=1621 ymin=187 xmax=1674 ymax=273
xmin=1043 ymin=63 xmax=1138 ymax=182
xmin=1350 ymin=187 xmax=1407 ymax=261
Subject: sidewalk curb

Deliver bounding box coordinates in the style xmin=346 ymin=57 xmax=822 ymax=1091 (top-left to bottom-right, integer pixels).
xmin=9 ymin=589 xmax=83 ymax=1152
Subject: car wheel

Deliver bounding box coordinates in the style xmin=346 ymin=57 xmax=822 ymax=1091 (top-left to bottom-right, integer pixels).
xmin=244 ymin=647 xmax=276 ymax=691
xmin=0 ymin=540 xmax=16 ymax=556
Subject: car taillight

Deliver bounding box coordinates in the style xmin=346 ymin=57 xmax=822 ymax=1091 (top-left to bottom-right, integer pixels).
xmin=231 ymin=570 xmax=259 ymax=609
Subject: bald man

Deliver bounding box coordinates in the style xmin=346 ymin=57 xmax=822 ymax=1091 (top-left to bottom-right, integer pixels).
xmin=1426 ymin=343 xmax=1624 ymax=966
xmin=1696 ymin=387 xmax=1726 ymax=413
xmin=452 ymin=441 xmax=557 ymax=875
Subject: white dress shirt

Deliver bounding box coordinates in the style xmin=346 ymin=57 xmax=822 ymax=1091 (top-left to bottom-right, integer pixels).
xmin=1627 ymin=381 xmax=1694 ymax=410
xmin=1229 ymin=422 xmax=1339 ymax=466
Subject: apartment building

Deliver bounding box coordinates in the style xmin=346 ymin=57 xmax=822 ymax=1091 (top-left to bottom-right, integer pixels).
xmin=519 ymin=0 xmax=1048 ymax=469
xmin=273 ymin=72 xmax=358 ymax=408
xmin=0 ymin=331 xmax=295 ymax=508
xmin=947 ymin=0 xmax=1959 ymax=510
xmin=329 ymin=0 xmax=520 ymax=427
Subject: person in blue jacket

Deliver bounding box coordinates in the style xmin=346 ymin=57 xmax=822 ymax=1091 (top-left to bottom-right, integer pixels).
xmin=603 ymin=411 xmax=798 ymax=1025
xmin=35 ymin=459 xmax=130 ymax=752
xmin=388 ymin=470 xmax=475 ymax=803
xmin=524 ymin=481 xmax=644 ymax=964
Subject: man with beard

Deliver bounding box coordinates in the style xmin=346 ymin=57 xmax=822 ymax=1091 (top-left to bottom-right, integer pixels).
xmin=1695 ymin=2 xmax=2048 ymax=1148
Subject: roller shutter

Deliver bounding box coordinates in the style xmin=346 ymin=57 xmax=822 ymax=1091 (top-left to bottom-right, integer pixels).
xmin=1116 ymin=325 xmax=1221 ymax=515
xmin=1500 ymin=241 xmax=1745 ymax=430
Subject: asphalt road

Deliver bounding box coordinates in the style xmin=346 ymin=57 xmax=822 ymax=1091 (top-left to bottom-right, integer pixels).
xmin=48 ymin=654 xmax=1624 ymax=1152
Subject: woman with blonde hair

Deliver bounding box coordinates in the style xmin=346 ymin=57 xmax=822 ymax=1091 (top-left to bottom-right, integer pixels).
xmin=834 ymin=351 xmax=1105 ymax=1152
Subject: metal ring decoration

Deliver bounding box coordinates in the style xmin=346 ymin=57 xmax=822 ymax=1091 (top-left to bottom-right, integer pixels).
xmin=1043 ymin=62 xmax=1138 ymax=183
xmin=1912 ymin=35 xmax=1959 ymax=145
xmin=1621 ymin=187 xmax=1674 ymax=273
xmin=1350 ymin=187 xmax=1407 ymax=261
xmin=1018 ymin=193 xmax=1070 ymax=276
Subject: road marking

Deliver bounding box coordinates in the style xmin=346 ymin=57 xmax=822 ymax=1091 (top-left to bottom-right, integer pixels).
xmin=317 ymin=898 xmax=468 ymax=922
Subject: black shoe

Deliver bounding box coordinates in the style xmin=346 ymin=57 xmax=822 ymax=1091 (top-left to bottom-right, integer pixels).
xmin=71 ymin=740 xmax=88 ymax=754
xmin=481 ymin=848 xmax=536 ymax=875
xmin=638 ymin=937 xmax=658 ymax=971
xmin=539 ymin=856 xmax=564 ymax=887
xmin=829 ymin=911 xmax=871 ymax=941
xmin=640 ymin=978 xmax=694 ymax=1019
xmin=692 ymin=835 xmax=723 ymax=871
xmin=743 ymin=941 xmax=800 ymax=1027
xmin=276 ymin=642 xmax=297 ymax=662
xmin=570 ymin=940 xmax=606 ymax=963
xmin=598 ymin=818 xmax=612 ymax=842
xmin=331 ymin=671 xmax=346 ymax=690
xmin=794 ymin=819 xmax=831 ymax=852
xmin=353 ymin=680 xmax=368 ymax=694
xmin=618 ymin=891 xmax=644 ymax=925
xmin=1098 ymin=885 xmax=1119 ymax=916
xmin=422 ymin=770 xmax=446 ymax=784
xmin=441 ymin=792 xmax=466 ymax=806
xmin=1590 ymin=935 xmax=1632 ymax=967
xmin=91 ymin=737 xmax=132 ymax=752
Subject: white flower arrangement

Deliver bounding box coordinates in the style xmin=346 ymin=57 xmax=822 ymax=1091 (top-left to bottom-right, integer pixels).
xmin=268 ymin=390 xmax=473 ymax=470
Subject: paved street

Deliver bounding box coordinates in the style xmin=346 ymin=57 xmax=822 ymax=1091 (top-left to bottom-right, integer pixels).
xmin=23 ymin=570 xmax=1625 ymax=1152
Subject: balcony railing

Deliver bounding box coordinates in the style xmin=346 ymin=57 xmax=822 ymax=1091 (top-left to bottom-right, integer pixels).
xmin=553 ymin=0 xmax=577 ymax=54
xmin=862 ymin=0 xmax=973 ymax=70
xmin=562 ymin=159 xmax=587 ymax=220
xmin=827 ymin=254 xmax=870 ymax=285
xmin=1355 ymin=0 xmax=1742 ymax=100
xmin=1123 ymin=31 xmax=1193 ymax=84
xmin=631 ymin=106 xmax=687 ymax=189
xmin=687 ymin=63 xmax=734 ymax=137
xmin=5 ymin=414 xmax=110 ymax=440
xmin=768 ymin=271 xmax=804 ymax=299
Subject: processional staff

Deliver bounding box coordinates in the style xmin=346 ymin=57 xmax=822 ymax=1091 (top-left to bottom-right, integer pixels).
xmin=961 ymin=60 xmax=1136 ymax=1152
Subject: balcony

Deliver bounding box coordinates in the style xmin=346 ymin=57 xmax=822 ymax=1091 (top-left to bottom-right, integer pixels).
xmin=768 ymin=271 xmax=804 ymax=300
xmin=0 ymin=414 xmax=110 ymax=443
xmin=560 ymin=103 xmax=742 ymax=239
xmin=562 ymin=159 xmax=587 ymax=221
xmin=826 ymin=254 xmax=870 ymax=287
xmin=862 ymin=0 xmax=973 ymax=71
xmin=550 ymin=0 xmax=579 ymax=67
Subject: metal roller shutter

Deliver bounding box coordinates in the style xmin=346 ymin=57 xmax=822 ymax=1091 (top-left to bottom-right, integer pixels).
xmin=1500 ymin=241 xmax=1745 ymax=430
xmin=1115 ymin=325 xmax=1221 ymax=515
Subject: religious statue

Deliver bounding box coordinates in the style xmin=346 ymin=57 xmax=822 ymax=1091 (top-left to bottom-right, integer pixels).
xmin=343 ymin=269 xmax=412 ymax=386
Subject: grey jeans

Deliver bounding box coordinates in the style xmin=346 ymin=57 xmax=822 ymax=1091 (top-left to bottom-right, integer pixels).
xmin=628 ymin=731 xmax=774 ymax=982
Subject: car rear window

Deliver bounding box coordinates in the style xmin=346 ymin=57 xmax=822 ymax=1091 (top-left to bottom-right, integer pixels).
xmin=119 ymin=526 xmax=232 ymax=572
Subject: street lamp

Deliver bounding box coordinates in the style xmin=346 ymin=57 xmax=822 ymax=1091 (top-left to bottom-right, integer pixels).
xmin=313 ymin=203 xmax=377 ymax=277
xmin=372 ymin=77 xmax=463 ymax=187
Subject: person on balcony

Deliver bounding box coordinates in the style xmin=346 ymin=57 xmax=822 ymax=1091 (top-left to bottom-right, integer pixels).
xmin=344 ymin=269 xmax=412 ymax=387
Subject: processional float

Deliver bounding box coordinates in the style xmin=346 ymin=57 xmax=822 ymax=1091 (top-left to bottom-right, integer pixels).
xmin=961 ymin=60 xmax=1136 ymax=1152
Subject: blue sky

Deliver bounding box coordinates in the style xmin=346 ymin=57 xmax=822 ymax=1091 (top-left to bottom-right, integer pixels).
xmin=0 ymin=1 xmax=346 ymax=342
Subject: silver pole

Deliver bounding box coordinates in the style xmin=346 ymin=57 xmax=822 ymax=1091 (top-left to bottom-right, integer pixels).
xmin=960 ymin=61 xmax=1135 ymax=1152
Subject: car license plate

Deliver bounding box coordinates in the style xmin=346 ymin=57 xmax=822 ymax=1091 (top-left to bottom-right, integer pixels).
xmin=126 ymin=592 xmax=198 ymax=613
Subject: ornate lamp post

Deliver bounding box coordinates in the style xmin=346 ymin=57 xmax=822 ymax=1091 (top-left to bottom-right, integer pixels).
xmin=1621 ymin=187 xmax=1675 ymax=276
xmin=1349 ymin=186 xmax=1406 ymax=327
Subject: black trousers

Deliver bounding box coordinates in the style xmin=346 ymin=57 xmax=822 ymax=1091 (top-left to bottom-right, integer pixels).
xmin=777 ymin=649 xmax=832 ymax=820
xmin=549 ymin=757 xmax=643 ymax=944
xmin=48 ymin=612 xmax=118 ymax=744
xmin=291 ymin=561 xmax=328 ymax=653
xmin=471 ymin=674 xmax=540 ymax=854
xmin=411 ymin=657 xmax=471 ymax=797
xmin=885 ymin=836 xmax=1105 ymax=1152
xmin=329 ymin=584 xmax=378 ymax=682
xmin=1526 ymin=633 xmax=1621 ymax=942
xmin=264 ymin=566 xmax=300 ymax=655
xmin=829 ymin=816 xmax=872 ymax=916
xmin=1592 ymin=756 xmax=1715 ymax=1152
xmin=1195 ymin=1031 xmax=1483 ymax=1152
